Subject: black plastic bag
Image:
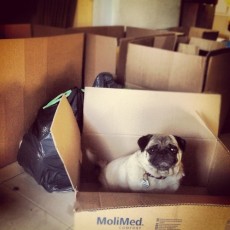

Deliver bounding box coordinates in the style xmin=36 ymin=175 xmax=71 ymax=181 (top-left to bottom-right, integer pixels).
xmin=93 ymin=72 xmax=123 ymax=88
xmin=17 ymin=87 xmax=84 ymax=192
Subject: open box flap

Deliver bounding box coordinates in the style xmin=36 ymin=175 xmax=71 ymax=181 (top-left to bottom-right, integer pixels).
xmin=83 ymin=88 xmax=221 ymax=163
xmin=125 ymin=44 xmax=206 ymax=92
xmin=84 ymin=34 xmax=117 ymax=87
xmin=50 ymin=96 xmax=82 ymax=191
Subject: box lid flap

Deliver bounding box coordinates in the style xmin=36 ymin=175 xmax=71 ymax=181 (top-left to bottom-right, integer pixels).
xmin=84 ymin=34 xmax=117 ymax=87
xmin=51 ymin=96 xmax=82 ymax=191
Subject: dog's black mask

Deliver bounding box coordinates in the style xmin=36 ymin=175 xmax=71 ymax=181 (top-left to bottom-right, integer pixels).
xmin=147 ymin=144 xmax=178 ymax=170
xmin=138 ymin=134 xmax=186 ymax=171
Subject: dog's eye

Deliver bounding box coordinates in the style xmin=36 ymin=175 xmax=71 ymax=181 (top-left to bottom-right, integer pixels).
xmin=168 ymin=145 xmax=178 ymax=154
xmin=147 ymin=145 xmax=158 ymax=154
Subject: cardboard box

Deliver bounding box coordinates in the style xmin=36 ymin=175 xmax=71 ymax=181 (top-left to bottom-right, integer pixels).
xmin=125 ymin=26 xmax=174 ymax=37
xmin=125 ymin=41 xmax=230 ymax=92
xmin=188 ymin=26 xmax=219 ymax=41
xmin=125 ymin=43 xmax=206 ymax=92
xmin=0 ymin=33 xmax=84 ymax=167
xmin=66 ymin=25 xmax=179 ymax=87
xmin=66 ymin=25 xmax=125 ymax=38
xmin=177 ymin=37 xmax=227 ymax=55
xmin=0 ymin=24 xmax=183 ymax=87
xmin=177 ymin=43 xmax=200 ymax=55
xmin=125 ymin=43 xmax=230 ymax=132
xmin=82 ymin=26 xmax=179 ymax=87
xmin=0 ymin=24 xmax=65 ymax=38
xmin=51 ymin=87 xmax=230 ymax=230
xmin=66 ymin=25 xmax=125 ymax=87
xmin=189 ymin=37 xmax=226 ymax=52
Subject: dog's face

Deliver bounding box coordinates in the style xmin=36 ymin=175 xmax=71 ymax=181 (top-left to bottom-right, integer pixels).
xmin=138 ymin=134 xmax=186 ymax=175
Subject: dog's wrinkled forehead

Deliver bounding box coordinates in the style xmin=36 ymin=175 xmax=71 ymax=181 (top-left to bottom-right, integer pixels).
xmin=146 ymin=135 xmax=177 ymax=149
xmin=138 ymin=134 xmax=186 ymax=152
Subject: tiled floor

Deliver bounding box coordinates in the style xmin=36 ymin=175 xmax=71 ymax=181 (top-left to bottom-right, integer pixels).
xmin=0 ymin=162 xmax=75 ymax=230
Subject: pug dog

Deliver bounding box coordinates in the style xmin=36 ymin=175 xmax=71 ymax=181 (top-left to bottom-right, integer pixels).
xmin=96 ymin=134 xmax=186 ymax=193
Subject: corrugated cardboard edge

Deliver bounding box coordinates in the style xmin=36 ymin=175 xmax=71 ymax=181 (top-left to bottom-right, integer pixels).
xmin=50 ymin=96 xmax=82 ymax=191
xmin=75 ymin=192 xmax=230 ymax=212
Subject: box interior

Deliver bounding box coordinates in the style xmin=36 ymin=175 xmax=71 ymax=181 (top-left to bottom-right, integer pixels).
xmin=51 ymin=88 xmax=230 ymax=201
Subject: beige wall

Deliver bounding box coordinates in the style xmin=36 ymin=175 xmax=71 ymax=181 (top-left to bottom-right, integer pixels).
xmin=74 ymin=0 xmax=181 ymax=29
xmin=93 ymin=0 xmax=181 ymax=29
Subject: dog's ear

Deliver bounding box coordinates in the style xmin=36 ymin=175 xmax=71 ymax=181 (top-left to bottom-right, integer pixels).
xmin=174 ymin=136 xmax=186 ymax=152
xmin=138 ymin=134 xmax=153 ymax=152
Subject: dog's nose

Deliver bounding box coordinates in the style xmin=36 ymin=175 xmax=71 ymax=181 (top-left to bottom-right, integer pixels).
xmin=158 ymin=162 xmax=170 ymax=171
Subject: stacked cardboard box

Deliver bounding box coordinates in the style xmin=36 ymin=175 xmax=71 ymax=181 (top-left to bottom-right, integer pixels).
xmin=188 ymin=26 xmax=219 ymax=41
xmin=72 ymin=26 xmax=178 ymax=87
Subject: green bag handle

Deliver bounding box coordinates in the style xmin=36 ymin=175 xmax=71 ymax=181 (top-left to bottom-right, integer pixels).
xmin=43 ymin=89 xmax=72 ymax=109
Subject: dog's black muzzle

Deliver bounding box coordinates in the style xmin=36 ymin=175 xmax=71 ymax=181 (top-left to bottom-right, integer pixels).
xmin=147 ymin=145 xmax=179 ymax=171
